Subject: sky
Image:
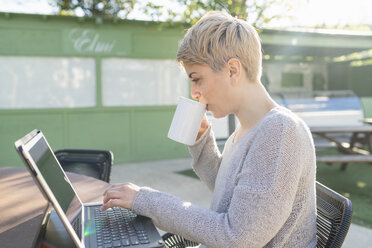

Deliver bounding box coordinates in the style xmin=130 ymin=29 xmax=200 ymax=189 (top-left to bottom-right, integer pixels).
xmin=286 ymin=0 xmax=372 ymax=28
xmin=1 ymin=0 xmax=372 ymax=28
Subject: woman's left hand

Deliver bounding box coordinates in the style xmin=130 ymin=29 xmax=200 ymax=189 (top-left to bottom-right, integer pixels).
xmin=101 ymin=182 xmax=140 ymax=211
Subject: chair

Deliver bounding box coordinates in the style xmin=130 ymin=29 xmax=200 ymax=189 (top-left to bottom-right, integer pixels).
xmin=161 ymin=181 xmax=353 ymax=248
xmin=162 ymin=232 xmax=199 ymax=248
xmin=54 ymin=149 xmax=114 ymax=183
xmin=316 ymin=181 xmax=352 ymax=248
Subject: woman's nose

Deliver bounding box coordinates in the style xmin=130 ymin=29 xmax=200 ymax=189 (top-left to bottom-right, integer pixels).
xmin=191 ymin=85 xmax=201 ymax=100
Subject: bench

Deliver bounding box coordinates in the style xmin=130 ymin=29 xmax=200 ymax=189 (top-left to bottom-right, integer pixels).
xmin=311 ymin=127 xmax=372 ymax=170
xmin=317 ymin=155 xmax=372 ymax=170
xmin=317 ymin=155 xmax=372 ymax=163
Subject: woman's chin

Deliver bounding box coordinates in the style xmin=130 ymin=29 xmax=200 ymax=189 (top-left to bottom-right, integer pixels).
xmin=209 ymin=111 xmax=226 ymax=119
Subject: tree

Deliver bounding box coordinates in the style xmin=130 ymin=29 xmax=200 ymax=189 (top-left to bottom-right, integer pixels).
xmin=51 ymin=0 xmax=297 ymax=27
xmin=51 ymin=0 xmax=137 ymax=18
xmin=160 ymin=0 xmax=296 ymax=27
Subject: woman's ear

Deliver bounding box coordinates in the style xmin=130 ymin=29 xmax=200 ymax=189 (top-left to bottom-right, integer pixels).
xmin=227 ymin=58 xmax=241 ymax=85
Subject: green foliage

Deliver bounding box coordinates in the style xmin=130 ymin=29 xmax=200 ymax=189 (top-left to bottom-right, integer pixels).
xmin=314 ymin=23 xmax=372 ymax=32
xmin=169 ymin=0 xmax=249 ymax=25
xmin=50 ymin=0 xmax=137 ymax=18
xmin=51 ymin=0 xmax=295 ymax=27
xmin=149 ymin=0 xmax=294 ymax=27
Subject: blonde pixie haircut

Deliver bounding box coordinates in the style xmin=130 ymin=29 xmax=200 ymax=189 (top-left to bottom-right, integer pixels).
xmin=177 ymin=11 xmax=262 ymax=82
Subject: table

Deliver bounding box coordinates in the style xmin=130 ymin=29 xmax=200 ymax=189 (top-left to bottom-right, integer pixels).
xmin=310 ymin=125 xmax=372 ymax=170
xmin=0 ymin=167 xmax=109 ymax=248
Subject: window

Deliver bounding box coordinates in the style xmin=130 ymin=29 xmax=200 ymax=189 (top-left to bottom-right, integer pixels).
xmin=0 ymin=56 xmax=95 ymax=109
xmin=102 ymin=58 xmax=188 ymax=106
xmin=281 ymin=72 xmax=303 ymax=88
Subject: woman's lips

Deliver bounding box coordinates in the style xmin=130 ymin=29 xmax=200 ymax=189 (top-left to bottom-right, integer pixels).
xmin=206 ymin=104 xmax=209 ymax=111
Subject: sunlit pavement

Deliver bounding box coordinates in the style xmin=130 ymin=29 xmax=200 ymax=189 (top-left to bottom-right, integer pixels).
xmin=111 ymin=158 xmax=372 ymax=248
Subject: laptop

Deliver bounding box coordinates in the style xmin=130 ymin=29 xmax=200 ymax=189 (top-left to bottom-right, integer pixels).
xmin=15 ymin=129 xmax=164 ymax=248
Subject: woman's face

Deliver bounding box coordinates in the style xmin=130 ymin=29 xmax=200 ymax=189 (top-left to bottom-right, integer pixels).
xmin=183 ymin=63 xmax=232 ymax=118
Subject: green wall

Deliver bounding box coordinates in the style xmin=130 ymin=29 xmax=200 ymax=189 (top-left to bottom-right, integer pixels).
xmin=0 ymin=13 xmax=190 ymax=166
xmin=0 ymin=107 xmax=188 ymax=167
xmin=361 ymin=98 xmax=372 ymax=118
xmin=328 ymin=62 xmax=372 ymax=117
xmin=328 ymin=62 xmax=372 ymax=97
xmin=0 ymin=13 xmax=185 ymax=58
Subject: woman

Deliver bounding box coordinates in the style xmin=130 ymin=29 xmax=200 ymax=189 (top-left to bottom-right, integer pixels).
xmin=102 ymin=11 xmax=317 ymax=248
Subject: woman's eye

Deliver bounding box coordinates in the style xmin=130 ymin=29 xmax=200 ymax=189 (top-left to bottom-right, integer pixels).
xmin=192 ymin=78 xmax=200 ymax=84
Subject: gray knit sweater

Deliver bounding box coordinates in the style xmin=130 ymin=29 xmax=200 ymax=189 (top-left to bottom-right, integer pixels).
xmin=132 ymin=106 xmax=317 ymax=248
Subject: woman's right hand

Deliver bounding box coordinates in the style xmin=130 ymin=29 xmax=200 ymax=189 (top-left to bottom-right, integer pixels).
xmin=196 ymin=115 xmax=209 ymax=141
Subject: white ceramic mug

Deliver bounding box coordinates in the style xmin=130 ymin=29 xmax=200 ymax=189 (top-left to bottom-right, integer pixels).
xmin=168 ymin=96 xmax=206 ymax=145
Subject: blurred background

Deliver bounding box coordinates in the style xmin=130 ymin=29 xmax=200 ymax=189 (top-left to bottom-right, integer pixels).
xmin=1 ymin=0 xmax=372 ymax=229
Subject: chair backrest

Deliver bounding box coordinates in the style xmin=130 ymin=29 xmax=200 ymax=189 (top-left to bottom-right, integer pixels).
xmin=316 ymin=181 xmax=353 ymax=248
xmin=54 ymin=149 xmax=114 ymax=183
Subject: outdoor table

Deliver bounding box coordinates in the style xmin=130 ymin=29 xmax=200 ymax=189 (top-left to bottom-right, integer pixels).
xmin=310 ymin=125 xmax=372 ymax=169
xmin=0 ymin=166 xmax=108 ymax=248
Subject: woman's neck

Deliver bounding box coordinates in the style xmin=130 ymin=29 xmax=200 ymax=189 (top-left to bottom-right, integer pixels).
xmin=232 ymin=82 xmax=278 ymax=142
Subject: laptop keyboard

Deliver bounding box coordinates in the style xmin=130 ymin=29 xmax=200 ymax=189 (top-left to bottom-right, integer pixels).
xmin=72 ymin=214 xmax=82 ymax=239
xmin=94 ymin=207 xmax=151 ymax=247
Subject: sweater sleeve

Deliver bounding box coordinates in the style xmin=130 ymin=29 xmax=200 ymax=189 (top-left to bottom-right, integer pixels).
xmin=187 ymin=125 xmax=222 ymax=191
xmin=131 ymin=117 xmax=310 ymax=248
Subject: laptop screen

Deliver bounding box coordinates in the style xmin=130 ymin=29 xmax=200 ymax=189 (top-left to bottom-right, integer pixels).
xmin=27 ymin=134 xmax=82 ymax=227
xmin=29 ymin=137 xmax=79 ymax=221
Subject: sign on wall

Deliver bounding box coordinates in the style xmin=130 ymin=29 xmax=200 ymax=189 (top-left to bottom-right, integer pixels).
xmin=63 ymin=29 xmax=131 ymax=56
